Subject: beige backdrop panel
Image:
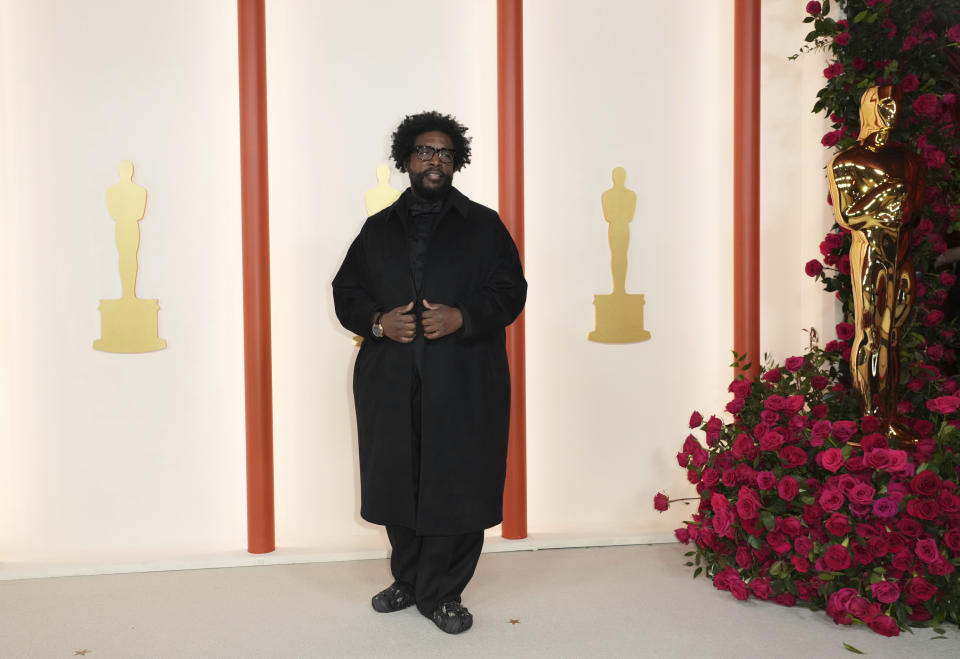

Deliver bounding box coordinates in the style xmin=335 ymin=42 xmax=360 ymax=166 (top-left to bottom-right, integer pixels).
xmin=265 ymin=0 xmax=499 ymax=551
xmin=0 ymin=1 xmax=245 ymax=564
xmin=523 ymin=0 xmax=735 ymax=537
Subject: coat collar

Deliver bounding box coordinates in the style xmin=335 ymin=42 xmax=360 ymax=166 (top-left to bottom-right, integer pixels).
xmin=387 ymin=186 xmax=469 ymax=222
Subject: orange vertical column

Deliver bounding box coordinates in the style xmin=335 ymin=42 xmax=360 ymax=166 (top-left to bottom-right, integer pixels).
xmin=734 ymin=0 xmax=761 ymax=380
xmin=238 ymin=0 xmax=276 ymax=554
xmin=498 ymin=0 xmax=527 ymax=540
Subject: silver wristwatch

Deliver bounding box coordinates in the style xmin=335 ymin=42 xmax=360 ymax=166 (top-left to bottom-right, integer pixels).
xmin=371 ymin=313 xmax=384 ymax=338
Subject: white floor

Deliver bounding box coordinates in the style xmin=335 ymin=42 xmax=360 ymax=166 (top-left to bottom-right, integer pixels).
xmin=1 ymin=544 xmax=957 ymax=658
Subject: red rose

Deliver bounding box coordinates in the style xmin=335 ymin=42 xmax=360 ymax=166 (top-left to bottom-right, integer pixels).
xmin=795 ymin=535 xmax=814 ymax=555
xmin=819 ymin=488 xmax=845 ymax=512
xmin=729 ymin=578 xmax=749 ymax=601
xmin=763 ymin=368 xmax=781 ymax=383
xmin=870 ymin=581 xmax=901 ymax=604
xmin=906 ymin=498 xmax=939 ymax=520
xmin=942 ymin=528 xmax=960 ymax=552
xmin=836 ymin=322 xmax=855 ymax=341
xmin=689 ymin=411 xmax=703 ymax=428
xmin=927 ymin=396 xmax=960 ymax=414
xmin=750 ymin=578 xmax=773 ymax=600
xmin=868 ymin=614 xmax=900 ymax=637
xmin=654 ymin=492 xmax=669 ymax=512
xmin=825 ymin=513 xmax=851 ymax=536
xmin=925 ymin=309 xmax=945 ymax=326
xmin=805 ymin=259 xmax=823 ymax=277
xmin=831 ymin=420 xmax=857 ymax=443
xmin=834 ymin=32 xmax=850 ymax=46
xmin=817 ymin=448 xmax=844 ymax=473
xmin=823 ymin=544 xmax=852 ymax=571
xmin=777 ymin=476 xmax=800 ymax=502
xmin=791 ymin=554 xmax=811 ymax=573
xmin=900 ymin=73 xmax=919 ymax=92
xmin=872 ymin=496 xmax=899 ymax=518
xmin=779 ymin=446 xmax=807 ymax=469
xmin=756 ymin=470 xmax=776 ymax=490
xmin=725 ymin=397 xmax=745 ymax=414
xmin=710 ymin=491 xmax=730 ymax=512
xmin=823 ymin=62 xmax=843 ymax=79
xmin=806 ymin=1 xmax=821 ymax=15
xmin=675 ymin=527 xmax=690 ymax=543
xmin=911 ymin=470 xmax=942 ymax=496
xmin=848 ymin=483 xmax=876 ymax=506
xmin=701 ymin=467 xmax=719 ymax=488
xmin=736 ymin=486 xmax=762 ymax=519
xmin=803 ymin=503 xmax=824 ymax=525
xmin=821 ymin=130 xmax=842 ymax=147
xmin=712 ymin=509 xmax=735 ymax=537
xmin=784 ymin=356 xmax=805 ymax=373
xmin=930 ymin=558 xmax=956 ymax=576
xmin=915 ymin=538 xmax=940 ymax=563
xmin=913 ymin=94 xmax=942 ymax=118
xmin=939 ymin=491 xmax=960 ymax=513
xmin=949 ymin=24 xmax=960 ymax=42
xmin=767 ymin=531 xmax=792 ymax=555
xmin=907 ymin=577 xmax=937 ymax=602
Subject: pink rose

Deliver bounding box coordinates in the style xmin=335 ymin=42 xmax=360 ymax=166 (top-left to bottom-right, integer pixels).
xmin=654 ymin=492 xmax=669 ymax=512
xmin=805 ymin=259 xmax=823 ymax=277
xmin=778 ymin=476 xmax=799 ymax=502
xmin=872 ymin=496 xmax=899 ymax=518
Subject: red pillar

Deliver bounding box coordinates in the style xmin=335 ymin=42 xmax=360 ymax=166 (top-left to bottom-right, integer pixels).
xmin=498 ymin=0 xmax=527 ymax=540
xmin=237 ymin=0 xmax=275 ymax=554
xmin=734 ymin=0 xmax=761 ymax=379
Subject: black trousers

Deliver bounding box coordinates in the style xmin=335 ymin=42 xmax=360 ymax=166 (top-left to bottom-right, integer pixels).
xmin=385 ymin=375 xmax=484 ymax=616
xmin=386 ymin=525 xmax=484 ymax=616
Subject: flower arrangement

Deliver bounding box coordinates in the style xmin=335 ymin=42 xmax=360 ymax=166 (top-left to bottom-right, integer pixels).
xmin=657 ymin=1 xmax=960 ymax=637
xmin=659 ymin=348 xmax=960 ymax=636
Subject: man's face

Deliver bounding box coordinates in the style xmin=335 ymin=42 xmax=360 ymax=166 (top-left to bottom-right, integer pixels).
xmin=407 ymin=130 xmax=455 ymax=200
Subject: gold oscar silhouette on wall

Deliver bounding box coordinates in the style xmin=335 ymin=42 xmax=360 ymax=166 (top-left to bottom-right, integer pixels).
xmin=93 ymin=161 xmax=167 ymax=353
xmin=365 ymin=164 xmax=401 ymax=217
xmin=589 ymin=167 xmax=651 ymax=343
xmin=352 ymin=164 xmax=403 ymax=346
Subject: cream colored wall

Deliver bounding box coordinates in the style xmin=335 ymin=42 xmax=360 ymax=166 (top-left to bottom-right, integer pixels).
xmin=0 ymin=0 xmax=836 ymax=574
xmin=0 ymin=1 xmax=245 ymax=564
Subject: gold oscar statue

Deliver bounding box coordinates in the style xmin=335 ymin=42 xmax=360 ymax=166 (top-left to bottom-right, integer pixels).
xmin=589 ymin=167 xmax=651 ymax=343
xmin=827 ymin=85 xmax=925 ymax=445
xmin=94 ymin=161 xmax=167 ymax=353
xmin=365 ymin=164 xmax=401 ymax=217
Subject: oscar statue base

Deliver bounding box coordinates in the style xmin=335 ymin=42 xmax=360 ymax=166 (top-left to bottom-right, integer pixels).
xmin=94 ymin=297 xmax=167 ymax=353
xmin=589 ymin=292 xmax=651 ymax=344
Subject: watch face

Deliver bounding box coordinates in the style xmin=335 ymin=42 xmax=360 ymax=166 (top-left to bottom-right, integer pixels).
xmin=372 ymin=323 xmax=383 ymax=338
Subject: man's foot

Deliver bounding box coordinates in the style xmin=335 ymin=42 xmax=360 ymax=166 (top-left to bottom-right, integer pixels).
xmin=371 ymin=583 xmax=415 ymax=613
xmin=431 ymin=601 xmax=473 ymax=634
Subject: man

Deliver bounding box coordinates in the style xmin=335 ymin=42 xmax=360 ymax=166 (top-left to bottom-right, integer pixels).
xmin=332 ymin=111 xmax=527 ymax=634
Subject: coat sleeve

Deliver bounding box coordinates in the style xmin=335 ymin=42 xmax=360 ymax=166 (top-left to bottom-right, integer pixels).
xmin=332 ymin=228 xmax=380 ymax=338
xmin=457 ymin=218 xmax=527 ymax=339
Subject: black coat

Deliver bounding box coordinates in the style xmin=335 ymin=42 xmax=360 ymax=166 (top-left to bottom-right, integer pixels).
xmin=332 ymin=188 xmax=527 ymax=534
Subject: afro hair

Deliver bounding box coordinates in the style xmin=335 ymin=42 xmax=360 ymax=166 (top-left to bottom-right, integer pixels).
xmin=390 ymin=111 xmax=472 ymax=173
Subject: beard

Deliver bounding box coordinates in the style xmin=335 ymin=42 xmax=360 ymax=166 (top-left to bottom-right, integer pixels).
xmin=409 ymin=168 xmax=453 ymax=201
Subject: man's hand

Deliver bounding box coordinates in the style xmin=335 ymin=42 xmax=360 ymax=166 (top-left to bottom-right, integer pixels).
xmin=381 ymin=302 xmax=416 ymax=343
xmin=422 ymin=299 xmax=463 ymax=340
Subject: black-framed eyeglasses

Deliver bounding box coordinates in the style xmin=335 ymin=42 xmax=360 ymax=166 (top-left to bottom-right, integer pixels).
xmin=414 ymin=145 xmax=455 ymax=163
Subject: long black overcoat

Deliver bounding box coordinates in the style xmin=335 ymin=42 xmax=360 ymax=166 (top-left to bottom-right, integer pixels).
xmin=332 ymin=188 xmax=527 ymax=535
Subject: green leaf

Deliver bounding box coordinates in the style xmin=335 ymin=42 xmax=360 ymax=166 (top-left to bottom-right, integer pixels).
xmin=842 ymin=643 xmax=865 ymax=654
xmin=746 ymin=534 xmax=762 ymax=549
xmin=684 ymin=561 xmax=694 ymax=567
xmin=933 ymin=627 xmax=946 ymax=634
xmin=760 ymin=510 xmax=776 ymax=530
xmin=684 ymin=551 xmax=695 ymax=557
xmin=693 ymin=567 xmax=703 ymax=579
xmin=931 ymin=636 xmax=948 ymax=640
xmin=853 ymin=10 xmax=869 ymax=23
xmin=818 ymin=572 xmax=835 ymax=581
xmin=822 ymin=0 xmax=831 ymax=15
